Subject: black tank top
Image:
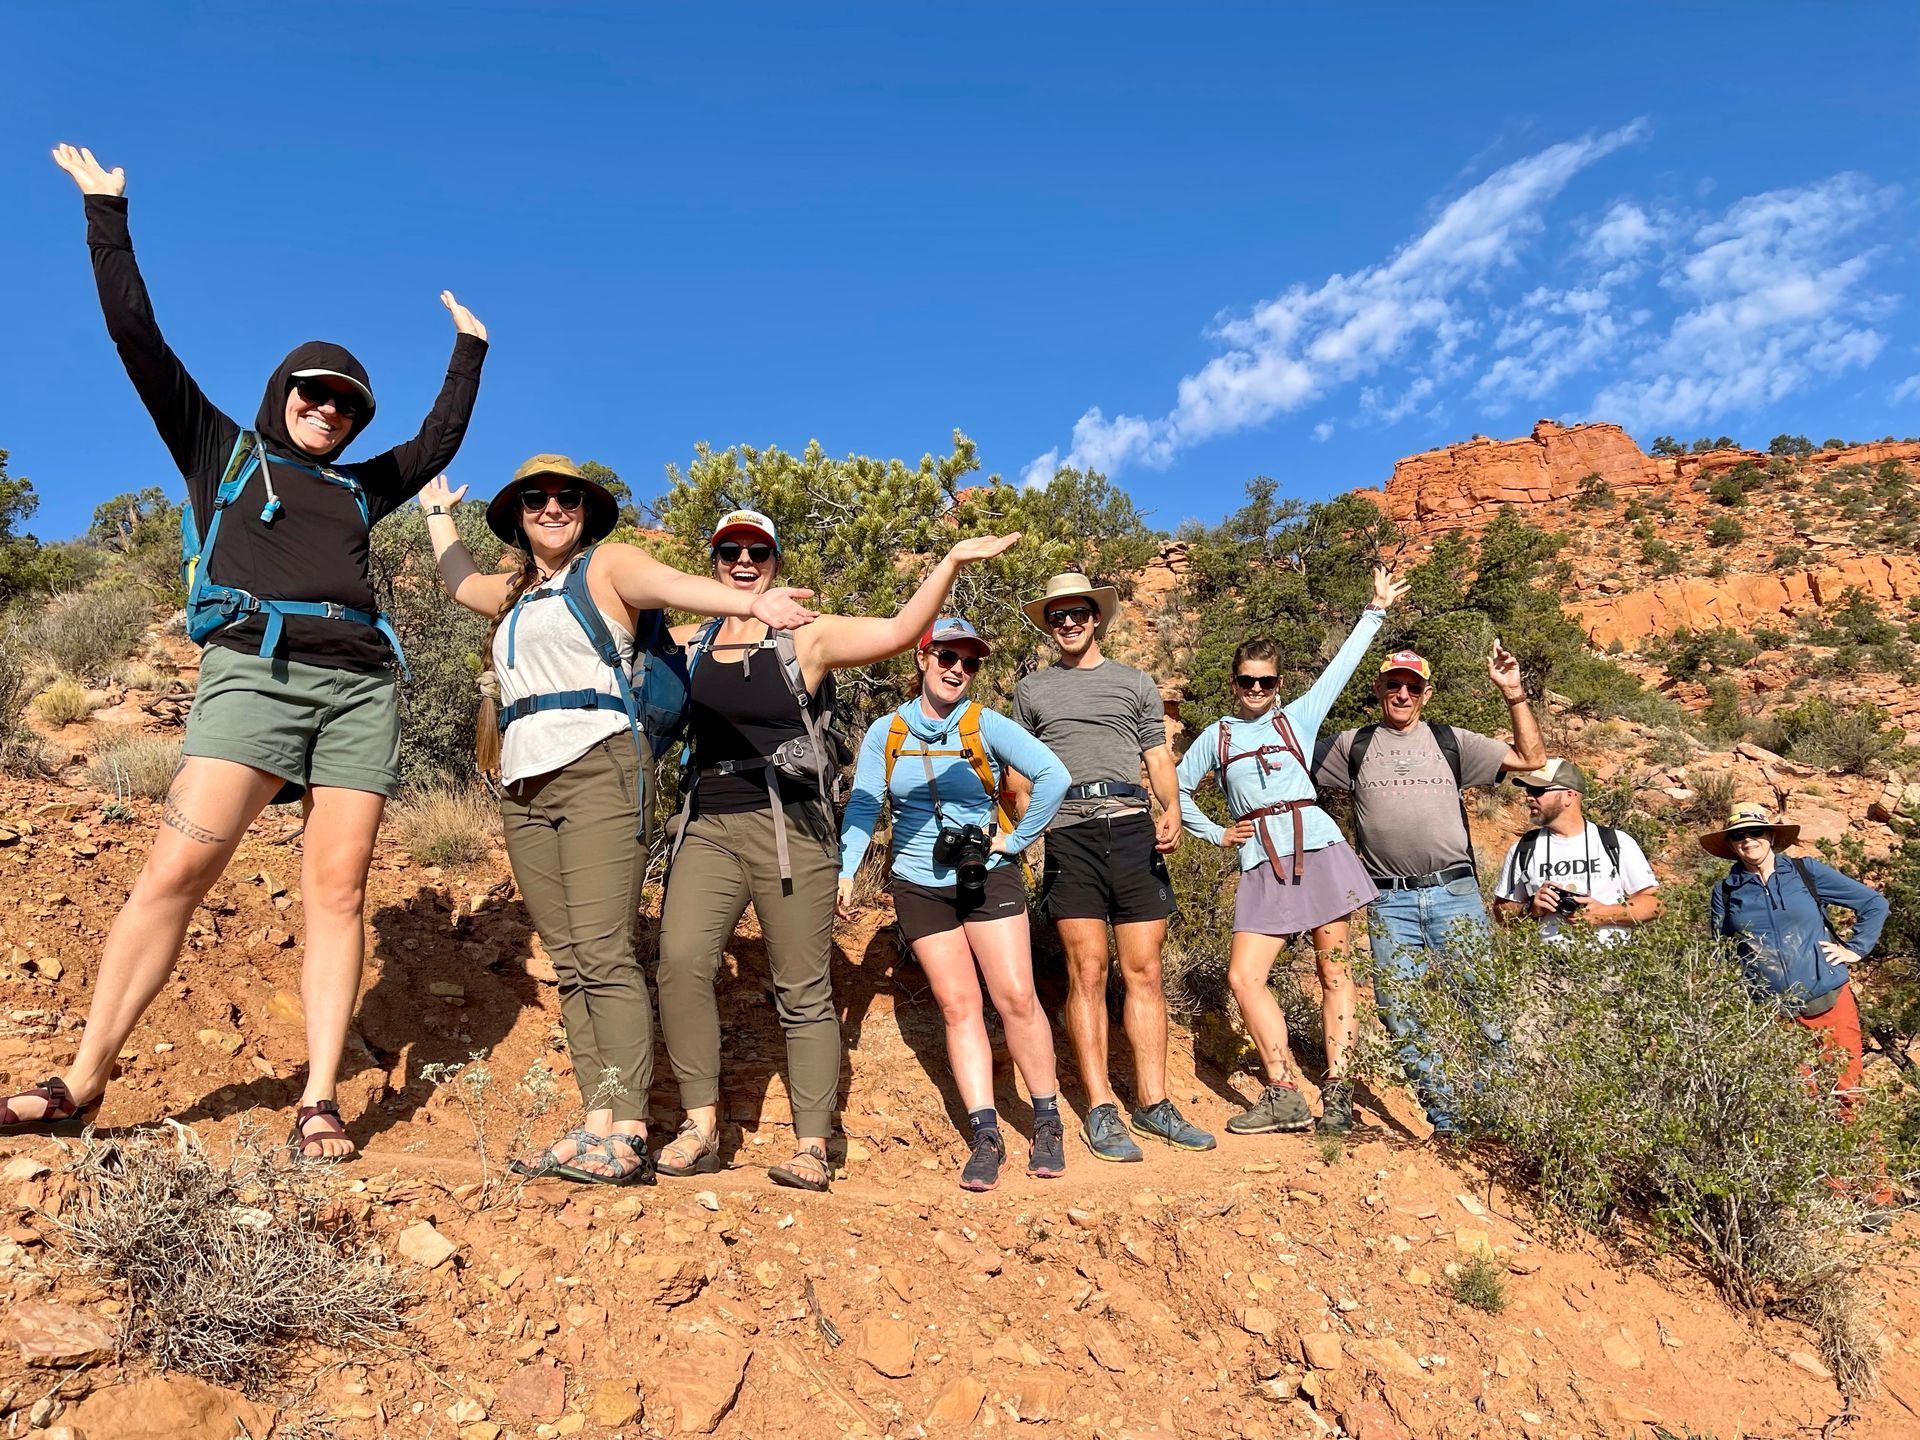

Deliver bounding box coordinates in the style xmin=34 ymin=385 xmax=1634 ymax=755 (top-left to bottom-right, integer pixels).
xmin=689 ymin=644 xmax=814 ymax=815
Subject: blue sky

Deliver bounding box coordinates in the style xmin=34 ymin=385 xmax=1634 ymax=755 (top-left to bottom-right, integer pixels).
xmin=3 ymin=2 xmax=1917 ymax=541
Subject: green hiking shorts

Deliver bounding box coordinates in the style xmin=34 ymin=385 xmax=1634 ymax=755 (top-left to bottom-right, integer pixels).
xmin=183 ymin=644 xmax=401 ymax=803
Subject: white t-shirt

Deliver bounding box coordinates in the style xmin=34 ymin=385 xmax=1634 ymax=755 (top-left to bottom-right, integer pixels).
xmin=1495 ymin=821 xmax=1658 ymax=945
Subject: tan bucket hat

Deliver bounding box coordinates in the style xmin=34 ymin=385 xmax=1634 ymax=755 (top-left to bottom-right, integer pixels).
xmin=485 ymin=453 xmax=620 ymax=547
xmin=1022 ymin=571 xmax=1120 ymax=638
xmin=1698 ymin=802 xmax=1800 ymax=860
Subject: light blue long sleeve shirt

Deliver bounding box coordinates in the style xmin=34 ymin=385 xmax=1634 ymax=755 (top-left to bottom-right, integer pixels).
xmin=839 ymin=698 xmax=1069 ymax=886
xmin=1177 ymin=607 xmax=1385 ymax=872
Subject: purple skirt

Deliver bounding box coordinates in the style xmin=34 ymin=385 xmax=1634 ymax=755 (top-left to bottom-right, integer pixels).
xmin=1233 ymin=839 xmax=1380 ymax=937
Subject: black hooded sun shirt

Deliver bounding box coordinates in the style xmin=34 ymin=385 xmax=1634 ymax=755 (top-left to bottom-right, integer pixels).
xmin=83 ymin=195 xmax=487 ymax=673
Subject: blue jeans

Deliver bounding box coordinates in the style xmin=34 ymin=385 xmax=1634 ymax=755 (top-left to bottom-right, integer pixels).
xmin=1369 ymin=878 xmax=1491 ymax=1133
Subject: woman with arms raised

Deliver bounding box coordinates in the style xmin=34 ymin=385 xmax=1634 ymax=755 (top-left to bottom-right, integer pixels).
xmin=654 ymin=512 xmax=1018 ymax=1191
xmin=0 ymin=147 xmax=488 ymax=1158
xmin=837 ymin=618 xmax=1068 ymax=1191
xmin=1176 ymin=567 xmax=1407 ymax=1138
xmin=416 ymin=464 xmax=818 ymax=1184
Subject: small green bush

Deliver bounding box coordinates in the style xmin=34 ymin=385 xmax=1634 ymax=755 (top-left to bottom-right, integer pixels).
xmin=1753 ymin=698 xmax=1901 ymax=775
xmin=87 ymin=729 xmax=183 ymax=801
xmin=388 ymin=784 xmax=498 ymax=867
xmin=1443 ymin=1256 xmax=1507 ymax=1314
xmin=1705 ymin=515 xmax=1745 ymax=548
xmin=1682 ymin=769 xmax=1736 ymax=827
xmin=27 ymin=587 xmax=154 ymax=681
xmin=32 ymin=675 xmax=101 ymax=728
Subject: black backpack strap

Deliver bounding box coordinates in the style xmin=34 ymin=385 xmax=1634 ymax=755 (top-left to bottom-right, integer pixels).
xmin=1429 ymin=722 xmax=1476 ymax=876
xmin=1788 ymin=854 xmax=1840 ymax=943
xmin=1595 ymin=824 xmax=1622 ymax=873
xmin=1342 ymin=723 xmax=1378 ymax=853
xmin=1515 ymin=827 xmax=1540 ymax=878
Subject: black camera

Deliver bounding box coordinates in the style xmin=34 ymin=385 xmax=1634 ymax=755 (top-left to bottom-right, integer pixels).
xmin=933 ymin=823 xmax=992 ymax=894
xmin=1554 ymin=888 xmax=1585 ymax=916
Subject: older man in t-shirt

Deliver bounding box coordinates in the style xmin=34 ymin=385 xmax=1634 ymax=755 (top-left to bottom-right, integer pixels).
xmin=1009 ymin=572 xmax=1213 ymax=1164
xmin=1313 ymin=644 xmax=1544 ymax=1137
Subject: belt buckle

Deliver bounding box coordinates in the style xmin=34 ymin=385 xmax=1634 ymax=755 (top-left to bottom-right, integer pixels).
xmin=322 ymin=601 xmax=346 ymax=620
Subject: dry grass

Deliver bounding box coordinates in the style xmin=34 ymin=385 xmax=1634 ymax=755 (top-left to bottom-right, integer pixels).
xmin=388 ymin=783 xmax=497 ymax=866
xmin=50 ymin=1122 xmax=409 ymax=1393
xmin=0 ymin=625 xmax=50 ymax=776
xmin=87 ymin=729 xmax=183 ymax=801
xmin=32 ymin=676 xmax=102 ymax=728
xmin=27 ymin=587 xmax=153 ymax=681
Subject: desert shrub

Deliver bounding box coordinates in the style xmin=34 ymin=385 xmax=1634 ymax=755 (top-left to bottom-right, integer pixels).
xmin=31 ymin=675 xmax=100 ymax=727
xmin=1699 ymin=678 xmax=1748 ymax=747
xmin=1639 ymin=538 xmax=1681 ymax=574
xmin=1161 ymin=837 xmax=1240 ymax=1017
xmin=52 ymin=1123 xmax=408 ymax=1393
xmin=1705 ymin=515 xmax=1745 ymax=548
xmin=1754 ymin=698 xmax=1901 ymax=775
xmin=1444 ymin=1255 xmax=1507 ymax=1314
xmin=388 ymin=783 xmax=497 ymax=866
xmin=1770 ymin=434 xmax=1814 ymax=459
xmin=0 ymin=622 xmax=48 ymax=775
xmin=26 ymin=586 xmax=153 ymax=681
xmin=1372 ymin=918 xmax=1906 ymax=1391
xmin=1708 ymin=474 xmax=1747 ymax=507
xmin=1583 ymin=773 xmax=1667 ymax=859
xmin=1572 ymin=472 xmax=1615 ymax=510
xmin=1648 ymin=727 xmax=1694 ymax=767
xmin=1650 ymin=626 xmax=1756 ymax=682
xmin=86 ymin=729 xmax=182 ymax=800
xmin=1681 ymin=769 xmax=1736 ymax=827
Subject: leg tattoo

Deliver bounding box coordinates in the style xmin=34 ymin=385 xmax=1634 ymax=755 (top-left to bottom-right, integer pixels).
xmin=161 ymin=785 xmax=227 ymax=846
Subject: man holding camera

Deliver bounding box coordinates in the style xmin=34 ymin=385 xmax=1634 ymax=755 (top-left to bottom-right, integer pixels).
xmin=1493 ymin=759 xmax=1659 ymax=942
xmin=1009 ymin=573 xmax=1213 ymax=1163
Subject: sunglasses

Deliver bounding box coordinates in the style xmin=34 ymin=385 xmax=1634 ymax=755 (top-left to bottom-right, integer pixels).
xmin=714 ymin=541 xmax=775 ymax=564
xmin=292 ymin=377 xmax=365 ymax=418
xmin=1045 ymin=604 xmax=1096 ymax=628
xmin=1380 ymin=679 xmax=1428 ymax=695
xmin=928 ymin=648 xmax=983 ymax=674
xmin=1727 ymin=829 xmax=1771 ymax=844
xmin=1233 ymin=674 xmax=1279 ymax=693
xmin=519 ymin=486 xmax=584 ymax=512
xmin=1519 ymin=783 xmax=1572 ymax=798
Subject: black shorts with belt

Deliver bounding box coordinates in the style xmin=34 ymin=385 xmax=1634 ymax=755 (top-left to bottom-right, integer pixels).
xmin=891 ymin=865 xmax=1029 ymax=944
xmin=1039 ymin=811 xmax=1175 ymax=925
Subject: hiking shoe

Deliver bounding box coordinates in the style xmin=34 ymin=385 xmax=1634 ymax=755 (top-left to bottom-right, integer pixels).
xmin=1225 ymin=1083 xmax=1313 ymax=1136
xmin=960 ymin=1128 xmax=1005 ymax=1191
xmin=1082 ymin=1102 xmax=1144 ymax=1163
xmin=1028 ymin=1112 xmax=1066 ymax=1179
xmin=1316 ymin=1078 xmax=1355 ymax=1136
xmin=1129 ymin=1099 xmax=1217 ymax=1151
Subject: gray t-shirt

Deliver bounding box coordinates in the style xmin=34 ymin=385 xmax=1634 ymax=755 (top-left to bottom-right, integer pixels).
xmin=1012 ymin=659 xmax=1166 ymax=828
xmin=1314 ymin=721 xmax=1509 ymax=878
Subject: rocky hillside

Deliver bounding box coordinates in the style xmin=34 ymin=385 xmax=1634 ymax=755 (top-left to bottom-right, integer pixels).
xmin=0 ymin=424 xmax=1917 ymax=1438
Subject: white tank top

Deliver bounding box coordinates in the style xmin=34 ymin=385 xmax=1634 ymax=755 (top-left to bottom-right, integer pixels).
xmin=492 ymin=556 xmax=639 ymax=787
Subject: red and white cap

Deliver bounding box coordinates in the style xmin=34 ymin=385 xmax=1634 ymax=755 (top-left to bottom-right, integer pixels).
xmin=1378 ymin=649 xmax=1432 ymax=682
xmin=709 ymin=508 xmax=781 ymax=554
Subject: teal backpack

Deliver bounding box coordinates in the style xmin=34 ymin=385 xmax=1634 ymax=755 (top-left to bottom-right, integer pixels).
xmin=181 ymin=431 xmax=407 ymax=673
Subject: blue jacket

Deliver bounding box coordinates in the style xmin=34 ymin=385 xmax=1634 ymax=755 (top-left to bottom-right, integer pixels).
xmin=839 ymin=699 xmax=1068 ymax=887
xmin=1176 ymin=606 xmax=1384 ymax=871
xmin=1710 ymin=855 xmax=1889 ymax=1007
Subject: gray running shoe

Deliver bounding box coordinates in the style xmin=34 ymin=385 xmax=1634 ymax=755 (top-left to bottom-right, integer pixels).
xmin=960 ymin=1128 xmax=1005 ymax=1191
xmin=1226 ymin=1083 xmax=1314 ymax=1135
xmin=1082 ymin=1102 xmax=1144 ymax=1163
xmin=1129 ymin=1098 xmax=1217 ymax=1151
xmin=1316 ymin=1078 xmax=1355 ymax=1136
xmin=1028 ymin=1112 xmax=1066 ymax=1178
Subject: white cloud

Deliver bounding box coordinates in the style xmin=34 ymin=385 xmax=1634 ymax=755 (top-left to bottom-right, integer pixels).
xmin=1312 ymin=421 xmax=1335 ymax=442
xmin=1893 ymin=374 xmax=1920 ymax=405
xmin=1029 ymin=121 xmax=1649 ymax=478
xmin=1594 ymin=174 xmax=1898 ymax=428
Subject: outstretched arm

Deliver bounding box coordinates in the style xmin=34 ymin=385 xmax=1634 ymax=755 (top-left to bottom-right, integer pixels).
xmin=1286 ymin=567 xmax=1405 ymax=741
xmin=1491 ymin=642 xmax=1547 ymax=771
xmin=795 ymin=533 xmax=1020 ymax=689
xmin=54 ymin=145 xmax=238 ymax=492
xmin=597 ymin=544 xmax=818 ymax=630
xmin=418 ymin=477 xmax=512 ymax=616
xmin=356 ymin=292 xmax=489 ymax=514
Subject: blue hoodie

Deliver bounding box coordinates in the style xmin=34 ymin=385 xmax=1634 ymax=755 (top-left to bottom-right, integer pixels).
xmin=1176 ymin=606 xmax=1384 ymax=870
xmin=1710 ymin=855 xmax=1888 ymax=1010
xmin=840 ymin=698 xmax=1068 ymax=887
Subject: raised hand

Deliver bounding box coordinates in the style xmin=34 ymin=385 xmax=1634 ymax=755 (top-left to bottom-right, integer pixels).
xmin=945 ymin=532 xmax=1022 ymax=567
xmin=441 ymin=291 xmax=488 ymax=342
xmin=750 ymin=587 xmax=820 ymax=630
xmin=417 ymin=475 xmax=468 ymax=512
xmin=52 ymin=144 xmax=124 ymax=197
xmin=1370 ymin=565 xmax=1409 ymax=611
xmin=1487 ymin=640 xmax=1526 ymax=700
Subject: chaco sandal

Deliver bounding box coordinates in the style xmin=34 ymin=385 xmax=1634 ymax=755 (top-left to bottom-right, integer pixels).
xmin=288 ymin=1099 xmax=357 ymax=1163
xmin=510 ymin=1127 xmax=601 ymax=1179
xmin=655 ymin=1120 xmax=722 ymax=1178
xmin=553 ymin=1132 xmax=656 ymax=1187
xmin=768 ymin=1141 xmax=830 ymax=1193
xmin=0 ymin=1077 xmax=102 ymax=1137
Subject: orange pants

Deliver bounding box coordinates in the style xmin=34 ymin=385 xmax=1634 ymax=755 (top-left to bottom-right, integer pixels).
xmin=1792 ymin=984 xmax=1893 ymax=1205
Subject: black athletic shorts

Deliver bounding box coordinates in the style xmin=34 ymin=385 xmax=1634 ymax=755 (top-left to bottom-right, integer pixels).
xmin=1039 ymin=811 xmax=1174 ymax=925
xmin=891 ymin=865 xmax=1029 ymax=944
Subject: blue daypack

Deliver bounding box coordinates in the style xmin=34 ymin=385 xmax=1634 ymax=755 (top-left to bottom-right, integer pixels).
xmin=181 ymin=430 xmax=408 ymax=675
xmin=493 ymin=543 xmax=692 ymax=767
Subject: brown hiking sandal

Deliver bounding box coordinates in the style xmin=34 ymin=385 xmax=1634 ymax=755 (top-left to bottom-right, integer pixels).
xmin=288 ymin=1099 xmax=357 ymax=1163
xmin=0 ymin=1077 xmax=101 ymax=1137
xmin=768 ymin=1141 xmax=830 ymax=1192
xmin=656 ymin=1120 xmax=722 ymax=1178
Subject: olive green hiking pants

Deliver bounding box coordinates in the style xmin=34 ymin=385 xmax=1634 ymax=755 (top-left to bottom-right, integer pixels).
xmin=657 ymin=802 xmax=841 ymax=1137
xmin=501 ymin=737 xmax=652 ymax=1123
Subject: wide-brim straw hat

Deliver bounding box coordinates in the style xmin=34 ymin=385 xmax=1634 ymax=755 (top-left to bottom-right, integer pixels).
xmin=1022 ymin=571 xmax=1120 ymax=638
xmin=1698 ymin=802 xmax=1800 ymax=860
xmin=485 ymin=454 xmax=620 ymax=548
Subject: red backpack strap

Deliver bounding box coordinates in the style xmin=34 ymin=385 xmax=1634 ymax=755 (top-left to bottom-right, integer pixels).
xmin=1269 ymin=710 xmax=1306 ymax=770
